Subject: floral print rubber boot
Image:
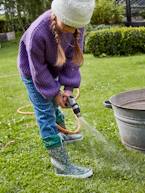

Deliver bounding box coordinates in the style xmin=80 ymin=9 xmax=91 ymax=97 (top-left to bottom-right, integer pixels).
xmin=49 ymin=144 xmax=93 ymax=178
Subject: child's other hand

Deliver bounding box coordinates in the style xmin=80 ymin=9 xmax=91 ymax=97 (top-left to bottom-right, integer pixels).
xmin=55 ymin=92 xmax=66 ymax=108
xmin=63 ymin=90 xmax=73 ymax=104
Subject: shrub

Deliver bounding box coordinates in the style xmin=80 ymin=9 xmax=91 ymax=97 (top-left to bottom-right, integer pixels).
xmin=86 ymin=27 xmax=145 ymax=56
xmin=84 ymin=24 xmax=113 ymax=53
xmin=0 ymin=20 xmax=10 ymax=33
xmin=0 ymin=17 xmax=29 ymax=33
xmin=91 ymin=0 xmax=124 ymax=25
xmin=140 ymin=10 xmax=145 ymax=19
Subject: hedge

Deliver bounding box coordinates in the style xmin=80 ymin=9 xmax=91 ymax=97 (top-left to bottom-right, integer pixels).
xmin=86 ymin=27 xmax=145 ymax=56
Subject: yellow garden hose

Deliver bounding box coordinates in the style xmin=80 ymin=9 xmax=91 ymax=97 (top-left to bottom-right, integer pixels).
xmin=17 ymin=89 xmax=81 ymax=134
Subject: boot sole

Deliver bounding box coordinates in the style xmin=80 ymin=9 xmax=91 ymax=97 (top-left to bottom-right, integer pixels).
xmin=55 ymin=169 xmax=93 ymax=179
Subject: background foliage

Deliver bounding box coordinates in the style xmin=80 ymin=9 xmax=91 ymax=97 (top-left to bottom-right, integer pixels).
xmin=0 ymin=0 xmax=52 ymax=32
xmin=0 ymin=0 xmax=124 ymax=33
xmin=86 ymin=27 xmax=145 ymax=56
xmin=91 ymin=0 xmax=124 ymax=25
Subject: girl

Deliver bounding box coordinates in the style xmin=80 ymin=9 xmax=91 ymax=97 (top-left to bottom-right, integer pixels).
xmin=17 ymin=0 xmax=95 ymax=178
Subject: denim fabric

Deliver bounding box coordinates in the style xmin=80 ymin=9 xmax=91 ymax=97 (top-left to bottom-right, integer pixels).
xmin=22 ymin=76 xmax=64 ymax=149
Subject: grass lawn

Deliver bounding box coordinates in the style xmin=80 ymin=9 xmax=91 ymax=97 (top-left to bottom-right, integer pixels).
xmin=1 ymin=40 xmax=145 ymax=193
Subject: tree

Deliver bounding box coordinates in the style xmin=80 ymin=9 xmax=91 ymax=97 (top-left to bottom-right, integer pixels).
xmin=0 ymin=0 xmax=52 ymax=32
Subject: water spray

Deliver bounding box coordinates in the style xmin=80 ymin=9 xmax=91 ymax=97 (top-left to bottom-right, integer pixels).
xmin=17 ymin=90 xmax=130 ymax=170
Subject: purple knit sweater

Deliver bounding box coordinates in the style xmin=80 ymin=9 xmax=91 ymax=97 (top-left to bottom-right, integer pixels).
xmin=17 ymin=10 xmax=84 ymax=99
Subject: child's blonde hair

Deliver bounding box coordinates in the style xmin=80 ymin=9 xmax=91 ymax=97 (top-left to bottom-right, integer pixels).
xmin=51 ymin=13 xmax=84 ymax=67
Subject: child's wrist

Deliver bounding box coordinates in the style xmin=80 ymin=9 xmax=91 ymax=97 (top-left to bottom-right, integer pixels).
xmin=64 ymin=90 xmax=72 ymax=96
xmin=64 ymin=86 xmax=73 ymax=92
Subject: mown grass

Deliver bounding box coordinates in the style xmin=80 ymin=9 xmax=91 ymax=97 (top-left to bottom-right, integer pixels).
xmin=1 ymin=40 xmax=145 ymax=193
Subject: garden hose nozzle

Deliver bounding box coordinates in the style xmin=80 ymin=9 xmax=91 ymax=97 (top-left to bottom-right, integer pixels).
xmin=67 ymin=96 xmax=81 ymax=118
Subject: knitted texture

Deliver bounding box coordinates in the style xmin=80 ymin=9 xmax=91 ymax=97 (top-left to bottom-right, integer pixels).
xmin=17 ymin=10 xmax=84 ymax=99
xmin=51 ymin=0 xmax=95 ymax=28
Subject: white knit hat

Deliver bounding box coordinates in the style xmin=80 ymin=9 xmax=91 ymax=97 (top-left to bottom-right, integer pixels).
xmin=51 ymin=0 xmax=95 ymax=28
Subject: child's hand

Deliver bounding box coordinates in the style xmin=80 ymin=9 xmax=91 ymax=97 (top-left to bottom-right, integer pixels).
xmin=55 ymin=92 xmax=66 ymax=108
xmin=63 ymin=90 xmax=73 ymax=105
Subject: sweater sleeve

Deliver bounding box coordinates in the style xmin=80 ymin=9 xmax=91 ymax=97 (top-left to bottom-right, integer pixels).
xmin=58 ymin=28 xmax=85 ymax=91
xmin=26 ymin=31 xmax=60 ymax=99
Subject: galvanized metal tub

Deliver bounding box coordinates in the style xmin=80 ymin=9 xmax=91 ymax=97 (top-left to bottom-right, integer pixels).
xmin=104 ymin=88 xmax=145 ymax=152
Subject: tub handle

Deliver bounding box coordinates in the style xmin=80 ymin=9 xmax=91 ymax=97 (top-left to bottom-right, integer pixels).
xmin=104 ymin=100 xmax=112 ymax=109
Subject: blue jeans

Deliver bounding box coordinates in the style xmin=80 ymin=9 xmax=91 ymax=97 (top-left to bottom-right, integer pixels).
xmin=22 ymin=76 xmax=65 ymax=149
